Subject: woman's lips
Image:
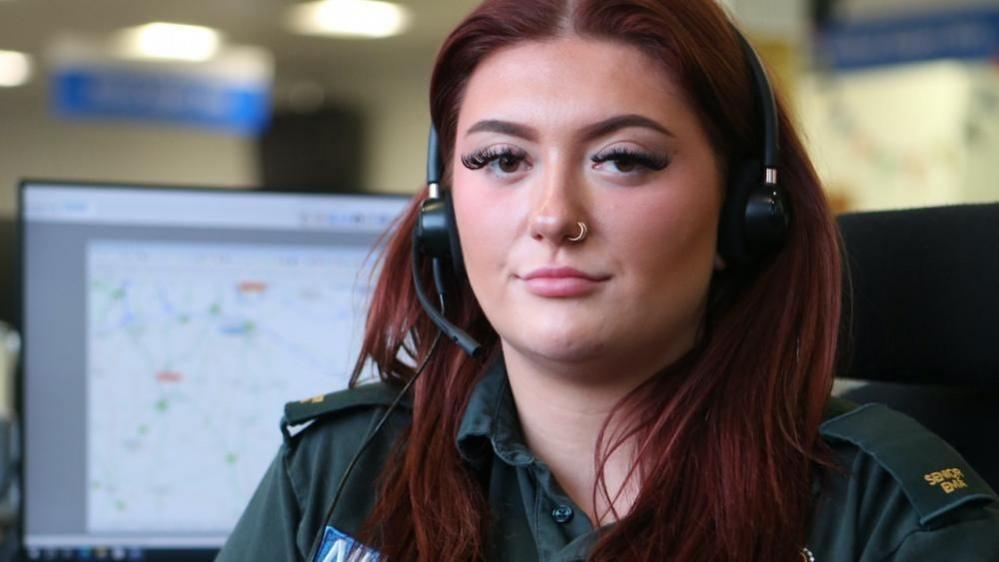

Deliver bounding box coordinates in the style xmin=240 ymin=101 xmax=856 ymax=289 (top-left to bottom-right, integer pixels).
xmin=520 ymin=266 xmax=610 ymax=298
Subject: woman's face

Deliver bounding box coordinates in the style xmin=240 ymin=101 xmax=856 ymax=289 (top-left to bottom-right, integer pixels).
xmin=452 ymin=37 xmax=724 ymax=379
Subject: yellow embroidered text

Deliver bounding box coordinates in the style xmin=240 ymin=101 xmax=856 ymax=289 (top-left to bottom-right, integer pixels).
xmin=924 ymin=468 xmax=968 ymax=494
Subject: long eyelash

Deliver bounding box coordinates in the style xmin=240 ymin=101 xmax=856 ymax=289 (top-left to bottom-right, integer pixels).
xmin=591 ymin=148 xmax=670 ymax=171
xmin=460 ymin=147 xmax=526 ymax=170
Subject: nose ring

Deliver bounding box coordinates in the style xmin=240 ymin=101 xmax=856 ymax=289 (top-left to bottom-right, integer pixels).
xmin=567 ymin=221 xmax=588 ymax=243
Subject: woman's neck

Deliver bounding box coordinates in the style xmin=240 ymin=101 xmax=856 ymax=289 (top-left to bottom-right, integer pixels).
xmin=501 ymin=345 xmax=653 ymax=526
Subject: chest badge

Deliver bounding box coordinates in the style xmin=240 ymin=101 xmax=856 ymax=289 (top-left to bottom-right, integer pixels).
xmin=315 ymin=526 xmax=380 ymax=562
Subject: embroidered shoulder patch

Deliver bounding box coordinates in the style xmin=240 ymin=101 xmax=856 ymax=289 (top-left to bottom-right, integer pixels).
xmin=314 ymin=526 xmax=380 ymax=562
xmin=820 ymin=403 xmax=997 ymax=526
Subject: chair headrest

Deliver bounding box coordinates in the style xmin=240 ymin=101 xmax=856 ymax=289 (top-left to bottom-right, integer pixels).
xmin=837 ymin=203 xmax=999 ymax=385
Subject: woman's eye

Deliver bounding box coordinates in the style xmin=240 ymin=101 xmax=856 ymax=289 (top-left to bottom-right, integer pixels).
xmin=494 ymin=154 xmax=522 ymax=174
xmin=609 ymin=158 xmax=638 ymax=173
xmin=461 ymin=147 xmax=529 ymax=176
xmin=591 ymin=149 xmax=669 ymax=175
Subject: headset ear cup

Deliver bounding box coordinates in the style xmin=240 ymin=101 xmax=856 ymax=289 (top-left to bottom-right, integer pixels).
xmin=416 ymin=198 xmax=450 ymax=259
xmin=718 ymin=160 xmax=760 ymax=266
xmin=744 ymin=183 xmax=790 ymax=257
xmin=443 ymin=190 xmax=465 ymax=275
xmin=718 ymin=159 xmax=790 ymax=266
xmin=415 ymin=189 xmax=464 ymax=275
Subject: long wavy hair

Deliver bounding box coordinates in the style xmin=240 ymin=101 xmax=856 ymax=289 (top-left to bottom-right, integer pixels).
xmin=350 ymin=1 xmax=842 ymax=561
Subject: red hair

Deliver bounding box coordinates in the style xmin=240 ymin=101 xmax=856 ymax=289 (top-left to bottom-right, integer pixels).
xmin=352 ymin=1 xmax=842 ymax=561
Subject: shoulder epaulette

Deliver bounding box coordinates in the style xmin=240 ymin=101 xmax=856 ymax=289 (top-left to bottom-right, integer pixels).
xmin=820 ymin=403 xmax=998 ymax=526
xmin=281 ymin=382 xmax=411 ymax=439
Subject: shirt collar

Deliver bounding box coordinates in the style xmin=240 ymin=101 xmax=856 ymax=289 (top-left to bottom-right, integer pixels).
xmin=456 ymin=357 xmax=537 ymax=468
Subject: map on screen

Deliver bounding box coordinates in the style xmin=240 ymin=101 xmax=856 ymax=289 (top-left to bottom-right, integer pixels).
xmin=85 ymin=241 xmax=373 ymax=532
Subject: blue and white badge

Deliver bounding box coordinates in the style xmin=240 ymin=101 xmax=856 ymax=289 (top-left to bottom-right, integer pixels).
xmin=314 ymin=526 xmax=380 ymax=562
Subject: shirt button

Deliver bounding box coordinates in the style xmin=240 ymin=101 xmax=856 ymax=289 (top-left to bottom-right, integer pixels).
xmin=551 ymin=505 xmax=574 ymax=524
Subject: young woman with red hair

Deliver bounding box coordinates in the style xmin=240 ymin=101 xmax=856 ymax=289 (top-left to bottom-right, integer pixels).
xmin=217 ymin=1 xmax=999 ymax=561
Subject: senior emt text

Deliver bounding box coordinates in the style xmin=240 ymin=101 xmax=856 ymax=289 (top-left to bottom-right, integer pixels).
xmin=216 ymin=1 xmax=999 ymax=561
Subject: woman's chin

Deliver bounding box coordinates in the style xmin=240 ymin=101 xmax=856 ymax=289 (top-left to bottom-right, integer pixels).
xmin=501 ymin=329 xmax=611 ymax=367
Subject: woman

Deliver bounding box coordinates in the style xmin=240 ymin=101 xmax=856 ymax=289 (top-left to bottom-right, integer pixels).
xmin=217 ymin=1 xmax=999 ymax=561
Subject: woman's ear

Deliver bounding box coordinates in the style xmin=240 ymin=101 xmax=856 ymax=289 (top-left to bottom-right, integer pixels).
xmin=714 ymin=254 xmax=727 ymax=272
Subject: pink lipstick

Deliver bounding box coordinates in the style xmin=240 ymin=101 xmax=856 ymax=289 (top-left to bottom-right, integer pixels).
xmin=520 ymin=266 xmax=609 ymax=298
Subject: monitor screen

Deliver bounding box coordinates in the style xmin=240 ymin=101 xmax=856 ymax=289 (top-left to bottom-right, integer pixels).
xmin=19 ymin=181 xmax=409 ymax=561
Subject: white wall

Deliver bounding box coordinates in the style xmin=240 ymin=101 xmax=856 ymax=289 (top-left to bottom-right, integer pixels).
xmin=963 ymin=65 xmax=999 ymax=203
xmin=797 ymin=60 xmax=999 ymax=211
xmin=0 ymin=58 xmax=431 ymax=218
xmin=0 ymin=89 xmax=258 ymax=216
xmin=725 ymin=0 xmax=807 ymax=40
xmin=341 ymin=65 xmax=431 ymax=195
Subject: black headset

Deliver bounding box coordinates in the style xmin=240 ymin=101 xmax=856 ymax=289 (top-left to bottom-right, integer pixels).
xmin=413 ymin=30 xmax=790 ymax=358
xmin=716 ymin=32 xmax=790 ymax=268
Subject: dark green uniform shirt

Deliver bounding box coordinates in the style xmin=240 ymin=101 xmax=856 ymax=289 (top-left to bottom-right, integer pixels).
xmin=216 ymin=360 xmax=999 ymax=561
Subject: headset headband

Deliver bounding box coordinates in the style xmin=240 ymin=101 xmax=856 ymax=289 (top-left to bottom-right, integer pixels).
xmin=735 ymin=32 xmax=779 ymax=184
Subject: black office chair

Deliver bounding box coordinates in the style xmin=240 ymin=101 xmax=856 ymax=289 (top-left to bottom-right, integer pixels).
xmin=836 ymin=203 xmax=999 ymax=490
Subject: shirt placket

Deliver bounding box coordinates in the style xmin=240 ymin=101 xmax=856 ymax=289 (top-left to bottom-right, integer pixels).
xmin=524 ymin=463 xmax=596 ymax=562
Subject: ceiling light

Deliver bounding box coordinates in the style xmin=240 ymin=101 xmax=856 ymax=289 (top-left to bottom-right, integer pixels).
xmin=113 ymin=23 xmax=223 ymax=62
xmin=0 ymin=50 xmax=32 ymax=87
xmin=286 ymin=0 xmax=412 ymax=39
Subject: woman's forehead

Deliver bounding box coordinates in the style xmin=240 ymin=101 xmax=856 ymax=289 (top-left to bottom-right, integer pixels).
xmin=456 ymin=36 xmax=696 ymax=136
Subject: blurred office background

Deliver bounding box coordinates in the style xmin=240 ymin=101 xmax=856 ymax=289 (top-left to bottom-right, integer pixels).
xmin=0 ymin=0 xmax=997 ymax=211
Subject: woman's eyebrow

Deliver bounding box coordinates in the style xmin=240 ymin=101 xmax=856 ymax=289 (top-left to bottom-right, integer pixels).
xmin=465 ymin=120 xmax=539 ymax=140
xmin=463 ymin=114 xmax=673 ymax=142
xmin=578 ymin=114 xmax=674 ymax=141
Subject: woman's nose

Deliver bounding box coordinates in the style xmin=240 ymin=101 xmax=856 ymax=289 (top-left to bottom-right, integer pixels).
xmin=528 ymin=164 xmax=588 ymax=245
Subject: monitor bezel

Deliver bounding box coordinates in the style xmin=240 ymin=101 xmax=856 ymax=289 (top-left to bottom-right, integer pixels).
xmin=14 ymin=178 xmax=413 ymax=561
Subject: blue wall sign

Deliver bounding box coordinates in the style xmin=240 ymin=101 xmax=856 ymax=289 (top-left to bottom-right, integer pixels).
xmin=52 ymin=66 xmax=271 ymax=136
xmin=818 ymin=7 xmax=999 ymax=71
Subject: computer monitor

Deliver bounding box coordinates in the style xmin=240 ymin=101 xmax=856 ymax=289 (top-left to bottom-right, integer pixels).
xmin=18 ymin=181 xmax=410 ymax=561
